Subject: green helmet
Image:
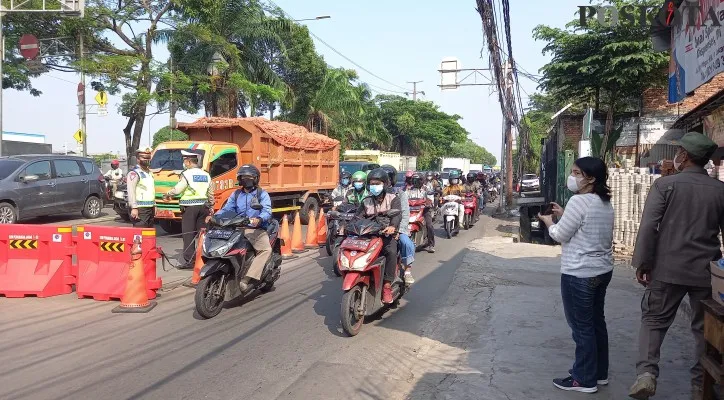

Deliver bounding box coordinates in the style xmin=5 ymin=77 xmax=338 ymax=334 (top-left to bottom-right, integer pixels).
xmin=351 ymin=170 xmax=367 ymax=182
xmin=449 ymin=170 xmax=461 ymax=179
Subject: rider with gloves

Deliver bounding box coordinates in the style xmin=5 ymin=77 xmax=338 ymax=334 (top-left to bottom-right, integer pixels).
xmin=332 ymin=171 xmax=352 ymax=208
xmin=406 ymin=172 xmax=436 ymax=253
xmin=344 ymin=170 xmax=368 ymax=206
xmin=381 ymin=165 xmax=415 ymax=285
xmin=215 ymin=164 xmax=272 ymax=292
xmin=356 ymin=168 xmax=402 ymax=303
xmin=442 ymin=170 xmax=466 ymax=234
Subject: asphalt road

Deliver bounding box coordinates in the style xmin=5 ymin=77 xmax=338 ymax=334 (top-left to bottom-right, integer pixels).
xmin=1 ymin=212 xmax=491 ymax=400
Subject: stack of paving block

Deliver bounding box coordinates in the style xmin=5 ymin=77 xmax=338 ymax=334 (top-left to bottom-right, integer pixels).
xmin=608 ymin=160 xmax=660 ymax=256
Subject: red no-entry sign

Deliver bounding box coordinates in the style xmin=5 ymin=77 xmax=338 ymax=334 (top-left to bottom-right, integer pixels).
xmin=19 ymin=34 xmax=39 ymax=60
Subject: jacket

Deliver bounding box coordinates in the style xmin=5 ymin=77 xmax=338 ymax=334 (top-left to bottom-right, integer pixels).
xmin=217 ymin=187 xmax=272 ymax=228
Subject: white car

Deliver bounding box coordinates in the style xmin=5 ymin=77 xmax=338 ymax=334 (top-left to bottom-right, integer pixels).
xmin=520 ymin=174 xmax=540 ymax=193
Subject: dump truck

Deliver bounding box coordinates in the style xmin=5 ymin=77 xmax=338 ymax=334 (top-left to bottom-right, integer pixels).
xmin=150 ymin=117 xmax=339 ymax=233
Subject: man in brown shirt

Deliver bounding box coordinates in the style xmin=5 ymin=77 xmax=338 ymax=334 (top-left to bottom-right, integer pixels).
xmin=629 ymin=132 xmax=724 ymax=400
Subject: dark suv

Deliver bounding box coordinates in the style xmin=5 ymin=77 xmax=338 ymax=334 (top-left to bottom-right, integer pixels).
xmin=0 ymin=155 xmax=105 ymax=223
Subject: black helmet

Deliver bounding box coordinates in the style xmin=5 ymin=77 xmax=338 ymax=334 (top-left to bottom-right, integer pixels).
xmin=366 ymin=168 xmax=390 ymax=188
xmin=340 ymin=171 xmax=351 ymax=184
xmin=411 ymin=172 xmax=423 ymax=188
xmin=380 ymin=164 xmax=397 ymax=184
xmin=237 ymin=164 xmax=260 ymax=188
xmin=466 ymin=172 xmax=476 ymax=181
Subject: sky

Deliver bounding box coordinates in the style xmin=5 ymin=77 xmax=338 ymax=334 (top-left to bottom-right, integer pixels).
xmin=2 ymin=0 xmax=584 ymax=161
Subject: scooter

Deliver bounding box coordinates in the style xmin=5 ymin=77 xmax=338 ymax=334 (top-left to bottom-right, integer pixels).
xmin=462 ymin=192 xmax=477 ymax=230
xmin=326 ymin=202 xmax=358 ymax=277
xmin=194 ymin=208 xmax=283 ymax=319
xmin=440 ymin=194 xmax=462 ymax=239
xmin=338 ymin=209 xmax=406 ymax=336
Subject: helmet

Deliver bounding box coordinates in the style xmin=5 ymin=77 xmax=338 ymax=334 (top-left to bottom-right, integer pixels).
xmin=351 ymin=170 xmax=367 ymax=182
xmin=237 ymin=164 xmax=261 ymax=188
xmin=476 ymin=172 xmax=485 ymax=180
xmin=411 ymin=172 xmax=423 ymax=188
xmin=111 ymin=160 xmax=119 ymax=167
xmin=449 ymin=170 xmax=461 ymax=184
xmin=340 ymin=171 xmax=352 ymax=185
xmin=466 ymin=172 xmax=475 ymax=181
xmin=366 ymin=168 xmax=390 ymax=188
xmin=426 ymin=172 xmax=433 ymax=179
xmin=380 ymin=165 xmax=397 ymax=185
xmin=433 ymin=172 xmax=440 ymax=178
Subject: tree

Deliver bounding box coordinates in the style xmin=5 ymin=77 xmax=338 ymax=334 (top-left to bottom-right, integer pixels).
xmin=449 ymin=139 xmax=496 ymax=166
xmin=306 ymin=68 xmax=366 ymax=137
xmin=152 ymin=126 xmax=188 ymax=147
xmin=533 ymin=0 xmax=667 ymax=159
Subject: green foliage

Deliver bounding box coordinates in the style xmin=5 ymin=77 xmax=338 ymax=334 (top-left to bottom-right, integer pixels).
xmin=152 ymin=127 xmax=188 ymax=148
xmin=450 ymin=139 xmax=497 ymax=166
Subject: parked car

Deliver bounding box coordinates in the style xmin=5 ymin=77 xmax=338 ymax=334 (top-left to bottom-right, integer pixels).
xmin=519 ymin=174 xmax=540 ymax=193
xmin=0 ymin=154 xmax=105 ymax=223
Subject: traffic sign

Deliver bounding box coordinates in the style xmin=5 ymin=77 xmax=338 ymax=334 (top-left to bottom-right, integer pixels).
xmin=77 ymin=83 xmax=85 ymax=104
xmin=73 ymin=129 xmax=84 ymax=144
xmin=19 ymin=34 xmax=39 ymax=60
xmin=95 ymin=91 xmax=108 ymax=106
xmin=98 ymin=104 xmax=108 ymax=116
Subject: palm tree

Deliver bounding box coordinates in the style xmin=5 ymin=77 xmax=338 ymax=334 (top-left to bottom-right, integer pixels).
xmin=307 ymin=68 xmax=364 ymax=135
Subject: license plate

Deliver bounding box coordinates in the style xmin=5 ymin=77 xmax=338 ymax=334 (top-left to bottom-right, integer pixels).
xmin=342 ymin=238 xmax=371 ymax=251
xmin=446 ymin=215 xmax=455 ymax=221
xmin=156 ymin=210 xmax=175 ymax=218
xmin=207 ymin=229 xmax=233 ymax=239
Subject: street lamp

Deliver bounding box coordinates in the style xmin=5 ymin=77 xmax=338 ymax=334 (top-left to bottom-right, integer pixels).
xmin=293 ymin=15 xmax=331 ymax=22
xmin=148 ymin=113 xmax=158 ymax=148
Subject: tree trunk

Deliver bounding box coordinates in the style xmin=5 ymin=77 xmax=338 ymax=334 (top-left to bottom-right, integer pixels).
xmin=595 ymin=87 xmax=600 ymax=113
xmin=599 ymin=94 xmax=615 ymax=159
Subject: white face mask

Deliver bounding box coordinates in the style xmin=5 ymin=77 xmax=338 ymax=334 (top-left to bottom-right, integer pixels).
xmin=567 ymin=175 xmax=581 ymax=193
xmin=673 ymin=152 xmax=684 ymax=172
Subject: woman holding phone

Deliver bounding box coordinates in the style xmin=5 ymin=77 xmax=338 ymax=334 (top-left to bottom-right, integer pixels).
xmin=538 ymin=157 xmax=615 ymax=393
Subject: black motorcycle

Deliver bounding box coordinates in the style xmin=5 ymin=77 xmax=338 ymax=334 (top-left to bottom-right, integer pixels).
xmin=194 ymin=208 xmax=283 ymax=319
xmin=326 ymin=202 xmax=358 ymax=277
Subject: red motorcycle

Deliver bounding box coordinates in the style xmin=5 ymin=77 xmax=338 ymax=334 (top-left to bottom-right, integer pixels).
xmin=408 ymin=198 xmax=428 ymax=250
xmin=338 ymin=210 xmax=406 ymax=336
xmin=462 ymin=192 xmax=478 ymax=230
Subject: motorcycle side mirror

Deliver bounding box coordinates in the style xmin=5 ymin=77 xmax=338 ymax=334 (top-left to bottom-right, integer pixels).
xmin=251 ymin=204 xmax=263 ymax=211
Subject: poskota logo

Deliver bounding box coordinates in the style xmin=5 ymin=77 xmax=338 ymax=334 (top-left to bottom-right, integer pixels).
xmin=579 ymin=1 xmax=723 ymax=28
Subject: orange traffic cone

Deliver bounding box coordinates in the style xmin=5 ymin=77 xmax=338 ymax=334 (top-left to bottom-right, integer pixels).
xmin=191 ymin=229 xmax=206 ymax=285
xmin=280 ymin=214 xmax=297 ymax=260
xmin=113 ymin=237 xmax=157 ymax=313
xmin=316 ymin=211 xmax=327 ymax=245
xmin=305 ymin=210 xmax=318 ymax=248
xmin=291 ymin=211 xmax=307 ymax=253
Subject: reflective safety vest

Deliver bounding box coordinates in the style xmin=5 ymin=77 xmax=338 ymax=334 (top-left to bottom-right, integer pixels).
xmin=134 ymin=168 xmax=155 ymax=208
xmin=179 ymin=168 xmax=211 ymax=206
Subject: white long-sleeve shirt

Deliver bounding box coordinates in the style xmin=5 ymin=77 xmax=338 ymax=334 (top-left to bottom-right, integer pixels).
xmin=548 ymin=193 xmax=614 ymax=278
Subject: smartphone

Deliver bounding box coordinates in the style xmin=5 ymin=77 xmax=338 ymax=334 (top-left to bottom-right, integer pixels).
xmin=540 ymin=203 xmax=554 ymax=216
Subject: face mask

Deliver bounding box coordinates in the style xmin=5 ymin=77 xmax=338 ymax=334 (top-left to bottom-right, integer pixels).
xmin=341 ymin=178 xmax=350 ymax=186
xmin=369 ymin=184 xmax=384 ymax=196
xmin=139 ymin=159 xmax=150 ymax=167
xmin=673 ymin=152 xmax=684 ymax=172
xmin=427 ymin=177 xmax=431 ymax=180
xmin=567 ymin=175 xmax=583 ymax=193
xmin=451 ymin=179 xmax=458 ymax=185
xmin=353 ymin=182 xmax=364 ymax=190
xmin=240 ymin=178 xmax=255 ymax=189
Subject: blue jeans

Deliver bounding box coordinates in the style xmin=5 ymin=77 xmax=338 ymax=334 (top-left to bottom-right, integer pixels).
xmin=560 ymin=271 xmax=613 ymax=387
xmin=398 ymin=233 xmax=415 ymax=267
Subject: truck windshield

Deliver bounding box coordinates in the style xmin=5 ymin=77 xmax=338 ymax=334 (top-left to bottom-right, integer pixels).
xmin=0 ymin=159 xmax=24 ymax=180
xmin=340 ymin=162 xmax=377 ymax=174
xmin=151 ymin=149 xmax=206 ymax=171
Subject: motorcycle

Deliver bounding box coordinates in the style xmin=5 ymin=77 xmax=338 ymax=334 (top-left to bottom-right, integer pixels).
xmin=194 ymin=208 xmax=283 ymax=319
xmin=338 ymin=209 xmax=405 ymax=336
xmin=113 ymin=180 xmax=131 ymax=222
xmin=440 ymin=194 xmax=462 ymax=239
xmin=487 ymin=185 xmax=498 ymax=202
xmin=462 ymin=192 xmax=478 ymax=230
xmin=326 ymin=202 xmax=358 ymax=277
xmin=408 ymin=198 xmax=428 ymax=250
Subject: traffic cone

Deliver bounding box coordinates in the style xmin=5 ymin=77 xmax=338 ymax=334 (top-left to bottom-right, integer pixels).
xmin=291 ymin=211 xmax=307 ymax=253
xmin=305 ymin=210 xmax=318 ymax=248
xmin=113 ymin=237 xmax=157 ymax=313
xmin=280 ymin=214 xmax=297 ymax=260
xmin=316 ymin=211 xmax=327 ymax=245
xmin=191 ymin=229 xmax=206 ymax=285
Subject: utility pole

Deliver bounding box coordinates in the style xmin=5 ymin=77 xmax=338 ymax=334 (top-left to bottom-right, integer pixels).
xmin=503 ymin=61 xmax=514 ymax=208
xmin=406 ymin=81 xmax=424 ymax=101
xmin=79 ymin=33 xmax=87 ymax=157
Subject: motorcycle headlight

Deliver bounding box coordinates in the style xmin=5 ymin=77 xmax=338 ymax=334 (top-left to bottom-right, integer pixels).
xmin=114 ymin=191 xmax=125 ymax=200
xmin=351 ymin=251 xmax=375 ymax=271
xmin=205 ymin=231 xmax=241 ymax=258
xmin=409 ymin=214 xmax=418 ymax=223
xmin=339 ymin=253 xmax=350 ymax=269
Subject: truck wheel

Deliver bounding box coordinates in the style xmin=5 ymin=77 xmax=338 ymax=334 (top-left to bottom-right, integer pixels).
xmin=300 ymin=196 xmax=320 ymax=225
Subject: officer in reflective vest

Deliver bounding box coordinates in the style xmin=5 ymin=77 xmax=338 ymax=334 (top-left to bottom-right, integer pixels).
xmin=163 ymin=150 xmax=214 ymax=269
xmin=127 ymin=147 xmax=156 ymax=228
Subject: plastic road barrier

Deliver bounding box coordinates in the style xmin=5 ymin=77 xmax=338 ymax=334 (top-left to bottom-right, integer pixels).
xmin=0 ymin=225 xmax=74 ymax=298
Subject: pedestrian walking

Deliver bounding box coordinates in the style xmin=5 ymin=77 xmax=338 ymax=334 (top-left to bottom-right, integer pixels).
xmin=628 ymin=132 xmax=724 ymax=400
xmin=163 ymin=150 xmax=214 ymax=269
xmin=538 ymin=156 xmax=614 ymax=394
xmin=127 ymin=147 xmax=156 ymax=228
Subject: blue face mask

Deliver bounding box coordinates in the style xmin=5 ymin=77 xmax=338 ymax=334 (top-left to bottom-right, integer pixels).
xmin=353 ymin=182 xmax=364 ymax=190
xmin=369 ymin=184 xmax=384 ymax=196
xmin=341 ymin=178 xmax=350 ymax=186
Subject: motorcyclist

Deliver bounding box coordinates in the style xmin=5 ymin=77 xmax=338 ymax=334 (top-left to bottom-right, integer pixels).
xmin=464 ymin=172 xmax=481 ymax=220
xmin=332 ymin=171 xmax=352 ymax=208
xmin=404 ymin=170 xmax=414 ymax=190
xmin=103 ymin=159 xmax=124 ymax=195
xmin=214 ymin=164 xmax=272 ymax=292
xmin=355 ymin=168 xmax=402 ymax=303
xmin=381 ymin=164 xmax=415 ymax=285
xmin=442 ymin=170 xmax=465 ymax=234
xmin=406 ymin=172 xmax=435 ymax=253
xmin=476 ymin=172 xmax=488 ymax=209
xmin=433 ymin=172 xmax=443 ymax=188
xmin=343 ymin=170 xmax=368 ymax=206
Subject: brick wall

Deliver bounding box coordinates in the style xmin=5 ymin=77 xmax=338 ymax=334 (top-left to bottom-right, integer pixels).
xmin=561 ymin=115 xmax=583 ymax=145
xmin=642 ymin=74 xmax=724 ymax=116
